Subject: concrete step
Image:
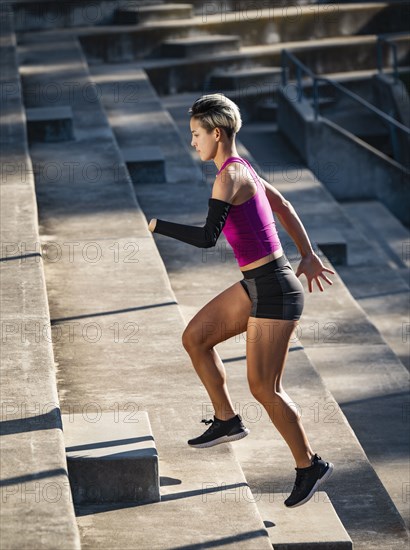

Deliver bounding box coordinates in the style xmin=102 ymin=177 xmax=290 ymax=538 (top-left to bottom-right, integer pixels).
xmin=20 ymin=34 xmax=273 ymax=549
xmin=325 ymin=108 xmax=389 ymax=137
xmin=25 ymin=105 xmax=75 ymax=142
xmin=257 ymin=493 xmax=353 ymax=549
xmin=12 ymin=0 xmax=403 ymax=33
xmin=307 ymin=227 xmax=348 ymax=266
xmin=63 ymin=411 xmax=160 ymax=504
xmin=256 ymin=96 xmax=336 ymax=122
xmin=208 ymin=66 xmax=282 ymax=91
xmin=138 ymin=35 xmax=410 ymax=94
xmin=161 ymin=34 xmax=241 ymax=58
xmin=88 ymin=62 xmax=202 ymax=184
xmin=341 ymin=200 xmax=410 ymax=272
xmin=337 ymin=199 xmax=410 ymax=369
xmin=18 ymin=3 xmax=409 ymax=54
xmin=0 ymin=7 xmax=80 ymax=549
xmin=122 ymin=145 xmax=167 ymax=184
xmin=116 ymin=3 xmax=194 ymax=25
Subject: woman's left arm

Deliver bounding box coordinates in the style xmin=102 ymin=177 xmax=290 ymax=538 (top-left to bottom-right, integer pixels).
xmin=260 ymin=177 xmax=335 ymax=293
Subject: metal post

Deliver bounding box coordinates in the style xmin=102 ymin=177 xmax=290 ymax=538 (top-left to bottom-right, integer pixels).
xmin=389 ymin=122 xmax=400 ymax=163
xmin=296 ymin=65 xmax=303 ymax=102
xmin=392 ymin=43 xmax=399 ymax=83
xmin=377 ymin=38 xmax=383 ymax=74
xmin=281 ymin=50 xmax=287 ymax=87
xmin=313 ymin=78 xmax=319 ymax=121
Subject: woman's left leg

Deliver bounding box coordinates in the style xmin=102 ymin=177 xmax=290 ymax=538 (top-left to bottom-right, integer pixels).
xmin=246 ymin=317 xmax=314 ymax=468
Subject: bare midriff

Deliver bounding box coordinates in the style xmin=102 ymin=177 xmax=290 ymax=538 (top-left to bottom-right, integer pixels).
xmin=240 ymin=247 xmax=284 ymax=272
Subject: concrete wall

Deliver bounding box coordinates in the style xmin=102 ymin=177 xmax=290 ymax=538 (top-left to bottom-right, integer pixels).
xmin=372 ymin=73 xmax=410 ymax=126
xmin=277 ymin=88 xmax=410 ymax=226
xmin=372 ymin=73 xmax=410 ymax=166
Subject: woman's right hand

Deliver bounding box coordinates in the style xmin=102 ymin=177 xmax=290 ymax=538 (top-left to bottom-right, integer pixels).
xmin=148 ymin=219 xmax=157 ymax=232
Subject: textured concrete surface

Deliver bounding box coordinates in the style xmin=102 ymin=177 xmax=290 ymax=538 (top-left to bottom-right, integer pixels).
xmin=339 ymin=200 xmax=410 ymax=369
xmin=0 ymin=9 xmax=80 ymax=549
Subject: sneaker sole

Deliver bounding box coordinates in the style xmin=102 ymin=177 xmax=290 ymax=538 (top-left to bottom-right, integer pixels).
xmin=285 ymin=462 xmax=334 ymax=508
xmin=188 ymin=428 xmax=250 ymax=448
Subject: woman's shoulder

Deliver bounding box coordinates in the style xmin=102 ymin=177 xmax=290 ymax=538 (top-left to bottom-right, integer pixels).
xmin=212 ymin=169 xmax=237 ymax=203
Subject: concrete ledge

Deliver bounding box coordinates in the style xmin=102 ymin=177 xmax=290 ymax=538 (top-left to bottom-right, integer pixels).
xmin=122 ymin=145 xmax=166 ymax=184
xmin=258 ymin=492 xmax=353 ymax=549
xmin=309 ymin=228 xmax=348 ymax=266
xmin=161 ymin=35 xmax=241 ymax=58
xmin=0 ymin=8 xmax=80 ymax=548
xmin=26 ymin=106 xmax=74 ymax=142
xmin=63 ymin=411 xmax=160 ymax=504
xmin=209 ymin=66 xmax=282 ymax=91
xmin=116 ymin=3 xmax=193 ymax=25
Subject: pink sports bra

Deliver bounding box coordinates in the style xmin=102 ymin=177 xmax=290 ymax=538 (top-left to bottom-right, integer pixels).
xmin=217 ymin=156 xmax=282 ymax=267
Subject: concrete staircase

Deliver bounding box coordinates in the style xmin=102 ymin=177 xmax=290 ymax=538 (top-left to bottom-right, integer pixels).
xmin=92 ymin=55 xmax=406 ymax=544
xmin=2 ymin=1 xmax=409 ymax=548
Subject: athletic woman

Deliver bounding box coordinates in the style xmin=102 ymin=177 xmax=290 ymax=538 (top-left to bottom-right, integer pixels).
xmin=148 ymin=94 xmax=335 ymax=508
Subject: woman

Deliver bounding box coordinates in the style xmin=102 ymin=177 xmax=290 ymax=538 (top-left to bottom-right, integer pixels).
xmin=148 ymin=94 xmax=335 ymax=508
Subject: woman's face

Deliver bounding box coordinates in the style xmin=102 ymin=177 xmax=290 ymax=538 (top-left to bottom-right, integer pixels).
xmin=190 ymin=117 xmax=217 ymax=162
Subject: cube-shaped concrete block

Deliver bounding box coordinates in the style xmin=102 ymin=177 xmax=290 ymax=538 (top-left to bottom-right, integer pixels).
xmin=161 ymin=35 xmax=241 ymax=58
xmin=209 ymin=67 xmax=282 ymax=91
xmin=62 ymin=411 xmax=160 ymax=504
xmin=26 ymin=106 xmax=74 ymax=142
xmin=310 ymin=228 xmax=347 ymax=266
xmin=122 ymin=146 xmax=166 ymax=184
xmin=117 ymin=3 xmax=193 ymax=25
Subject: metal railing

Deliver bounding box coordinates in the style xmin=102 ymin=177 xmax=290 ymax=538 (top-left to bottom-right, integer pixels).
xmin=377 ymin=32 xmax=409 ymax=84
xmin=281 ymin=49 xmax=410 ymax=164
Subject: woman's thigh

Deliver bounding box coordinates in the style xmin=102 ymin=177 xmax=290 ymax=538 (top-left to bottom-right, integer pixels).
xmin=183 ymin=281 xmax=252 ymax=349
xmin=246 ymin=317 xmax=298 ymax=392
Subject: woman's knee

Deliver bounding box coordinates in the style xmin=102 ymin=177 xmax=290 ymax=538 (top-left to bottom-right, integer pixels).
xmin=248 ymin=379 xmax=279 ymax=402
xmin=182 ymin=321 xmax=208 ymax=352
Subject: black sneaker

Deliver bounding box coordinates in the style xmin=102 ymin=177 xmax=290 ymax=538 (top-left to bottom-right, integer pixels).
xmin=284 ymin=453 xmax=334 ymax=508
xmin=187 ymin=414 xmax=249 ymax=448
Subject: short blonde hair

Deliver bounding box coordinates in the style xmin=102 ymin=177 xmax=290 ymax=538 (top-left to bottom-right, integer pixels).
xmin=189 ymin=93 xmax=242 ymax=139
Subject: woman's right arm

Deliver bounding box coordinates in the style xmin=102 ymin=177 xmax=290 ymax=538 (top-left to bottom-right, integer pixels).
xmin=147 ymin=198 xmax=231 ymax=248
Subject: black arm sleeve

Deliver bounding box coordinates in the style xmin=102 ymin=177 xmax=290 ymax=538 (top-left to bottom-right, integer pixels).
xmin=153 ymin=198 xmax=232 ymax=248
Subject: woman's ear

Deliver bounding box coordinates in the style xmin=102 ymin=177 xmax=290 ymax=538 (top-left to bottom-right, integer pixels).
xmin=214 ymin=127 xmax=221 ymax=141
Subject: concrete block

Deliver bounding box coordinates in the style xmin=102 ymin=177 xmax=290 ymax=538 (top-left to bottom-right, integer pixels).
xmin=309 ymin=228 xmax=347 ymax=266
xmin=26 ymin=106 xmax=74 ymax=142
xmin=209 ymin=66 xmax=282 ymax=91
xmin=122 ymin=145 xmax=166 ymax=183
xmin=161 ymin=35 xmax=241 ymax=58
xmin=117 ymin=3 xmax=193 ymax=25
xmin=63 ymin=411 xmax=160 ymax=505
xmin=261 ymin=491 xmax=353 ymax=549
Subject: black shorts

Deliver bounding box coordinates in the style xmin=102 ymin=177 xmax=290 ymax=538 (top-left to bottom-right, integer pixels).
xmin=239 ymin=255 xmax=304 ymax=321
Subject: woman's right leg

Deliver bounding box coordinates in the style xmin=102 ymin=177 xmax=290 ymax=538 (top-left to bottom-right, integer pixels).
xmin=182 ymin=281 xmax=251 ymax=421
